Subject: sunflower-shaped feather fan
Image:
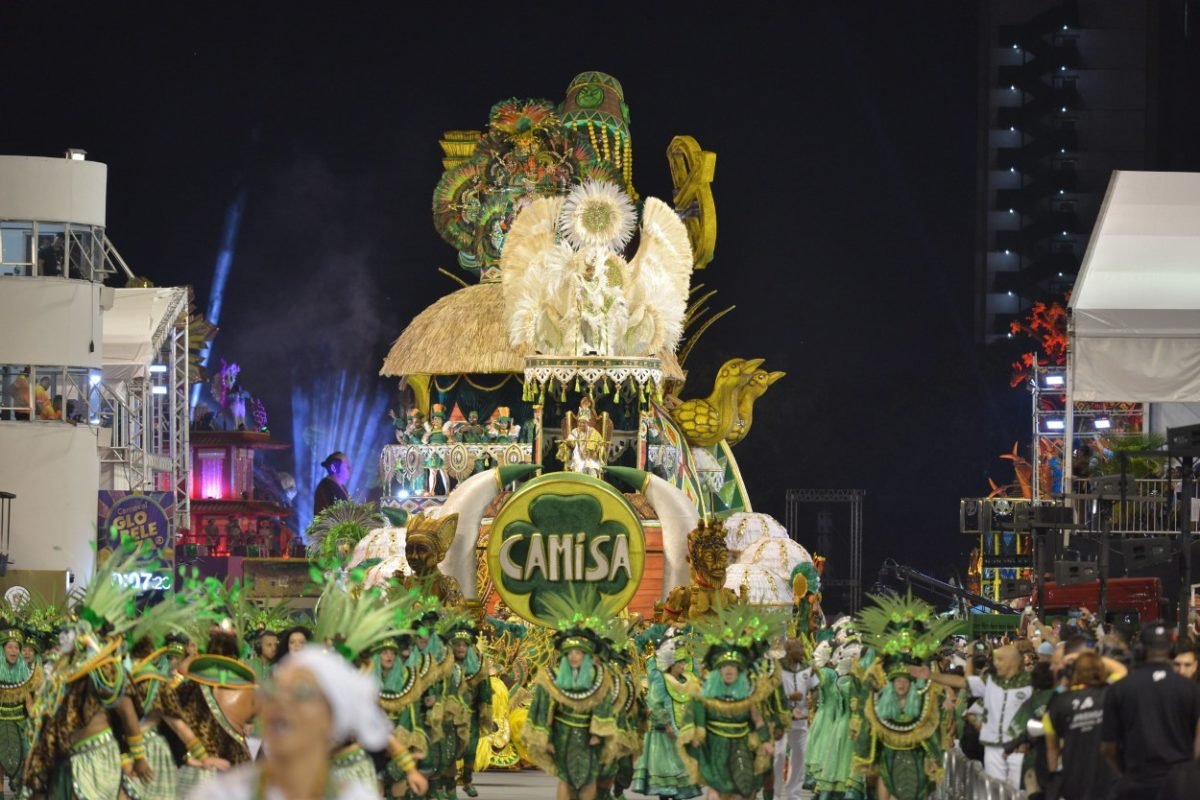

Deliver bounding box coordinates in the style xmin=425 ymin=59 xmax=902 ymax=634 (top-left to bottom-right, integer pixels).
xmin=306 ymin=500 xmax=385 ymax=563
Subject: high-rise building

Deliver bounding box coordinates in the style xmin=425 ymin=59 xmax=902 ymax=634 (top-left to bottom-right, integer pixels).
xmin=975 ymin=0 xmax=1165 ymax=342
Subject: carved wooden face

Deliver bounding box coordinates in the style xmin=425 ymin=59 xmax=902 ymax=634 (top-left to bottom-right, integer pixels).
xmin=405 ymin=535 xmax=438 ymax=573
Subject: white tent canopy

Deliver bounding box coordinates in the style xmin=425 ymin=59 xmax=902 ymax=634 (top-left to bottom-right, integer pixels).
xmin=1070 ymin=171 xmax=1200 ymax=402
xmin=101 ymin=287 xmax=187 ymax=381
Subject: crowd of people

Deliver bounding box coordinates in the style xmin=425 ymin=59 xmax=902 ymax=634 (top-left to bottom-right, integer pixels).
xmin=3 ymin=538 xmax=1200 ymax=800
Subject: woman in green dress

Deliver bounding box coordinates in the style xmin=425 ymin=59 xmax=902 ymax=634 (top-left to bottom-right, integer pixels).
xmin=631 ymin=636 xmax=702 ymax=800
xmin=0 ymin=625 xmax=37 ymax=794
xmin=687 ymin=601 xmax=786 ymax=800
xmin=854 ymin=591 xmax=960 ymax=800
xmin=523 ymin=627 xmax=617 ymax=800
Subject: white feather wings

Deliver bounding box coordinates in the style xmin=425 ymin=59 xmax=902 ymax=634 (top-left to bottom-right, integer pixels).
xmin=501 ymin=193 xmax=694 ymax=357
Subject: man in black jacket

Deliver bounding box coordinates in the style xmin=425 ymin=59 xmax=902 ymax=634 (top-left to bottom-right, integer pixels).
xmin=1100 ymin=622 xmax=1200 ymax=800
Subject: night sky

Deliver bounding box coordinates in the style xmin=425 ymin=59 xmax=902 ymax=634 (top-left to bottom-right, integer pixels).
xmin=4 ymin=3 xmax=1030 ymax=589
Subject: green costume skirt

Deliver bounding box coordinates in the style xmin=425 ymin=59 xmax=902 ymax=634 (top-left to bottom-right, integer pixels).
xmin=551 ymin=715 xmax=602 ymax=791
xmin=0 ymin=716 xmax=24 ymax=788
xmin=58 ymin=728 xmax=121 ymax=800
xmin=176 ymin=762 xmax=217 ymax=797
xmin=879 ymin=746 xmax=933 ymax=800
xmin=632 ymin=729 xmax=701 ymax=799
xmin=121 ymin=728 xmax=177 ymax=800
xmin=694 ymin=724 xmax=759 ymax=798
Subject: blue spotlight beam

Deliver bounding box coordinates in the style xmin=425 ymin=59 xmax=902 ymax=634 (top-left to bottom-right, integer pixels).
xmin=191 ymin=188 xmax=248 ymax=409
xmin=292 ymin=370 xmax=391 ymax=537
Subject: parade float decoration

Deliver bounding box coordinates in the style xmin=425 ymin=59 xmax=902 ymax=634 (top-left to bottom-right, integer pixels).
xmin=375 ymin=71 xmax=798 ymax=633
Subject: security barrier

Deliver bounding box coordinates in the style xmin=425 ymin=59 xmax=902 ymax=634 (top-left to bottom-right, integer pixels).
xmin=936 ymin=748 xmax=1029 ymax=800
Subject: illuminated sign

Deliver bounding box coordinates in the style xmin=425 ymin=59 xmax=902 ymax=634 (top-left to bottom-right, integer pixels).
xmin=486 ymin=473 xmax=645 ymax=627
xmin=97 ymin=492 xmax=174 ymax=594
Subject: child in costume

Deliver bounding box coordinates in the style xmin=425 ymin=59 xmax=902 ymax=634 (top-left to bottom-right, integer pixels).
xmin=522 ymin=603 xmax=619 ymax=800
xmin=631 ymin=634 xmax=702 ymax=800
xmin=687 ymin=600 xmax=786 ymax=800
xmin=851 ymin=592 xmax=958 ymax=800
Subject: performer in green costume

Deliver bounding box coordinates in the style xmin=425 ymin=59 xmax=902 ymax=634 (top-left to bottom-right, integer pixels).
xmin=852 ymin=592 xmax=959 ymax=800
xmin=449 ymin=617 xmax=493 ymax=798
xmin=416 ymin=610 xmax=468 ymax=800
xmin=523 ymin=616 xmax=618 ymax=800
xmin=631 ymin=634 xmax=702 ymax=800
xmin=22 ymin=550 xmax=158 ymax=799
xmin=374 ymin=635 xmax=430 ymax=799
xmin=687 ymin=601 xmax=786 ymax=800
xmin=0 ymin=625 xmax=36 ymax=793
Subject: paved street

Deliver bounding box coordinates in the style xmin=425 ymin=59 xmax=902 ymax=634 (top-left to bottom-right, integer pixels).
xmin=462 ymin=770 xmax=813 ymax=800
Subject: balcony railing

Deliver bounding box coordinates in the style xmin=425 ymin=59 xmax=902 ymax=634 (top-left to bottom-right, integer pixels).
xmin=1070 ymin=477 xmax=1187 ymax=535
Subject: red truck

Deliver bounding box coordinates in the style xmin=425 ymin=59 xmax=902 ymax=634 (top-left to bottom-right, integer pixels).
xmin=1030 ymin=577 xmax=1163 ymax=624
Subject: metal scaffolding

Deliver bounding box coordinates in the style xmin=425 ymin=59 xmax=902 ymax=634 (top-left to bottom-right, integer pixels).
xmin=97 ymin=287 xmax=190 ymax=532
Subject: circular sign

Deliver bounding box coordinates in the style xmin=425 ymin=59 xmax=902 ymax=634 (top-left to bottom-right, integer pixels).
xmin=4 ymin=586 xmax=29 ymax=609
xmin=486 ymin=473 xmax=645 ymax=627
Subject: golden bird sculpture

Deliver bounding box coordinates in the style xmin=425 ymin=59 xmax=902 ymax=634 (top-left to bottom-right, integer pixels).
xmin=668 ymin=357 xmax=763 ymax=447
xmin=725 ymin=368 xmax=785 ymax=447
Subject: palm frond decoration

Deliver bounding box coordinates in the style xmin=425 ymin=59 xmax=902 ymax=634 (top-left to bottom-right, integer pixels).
xmin=856 ymin=590 xmax=963 ymax=666
xmin=129 ymin=583 xmax=206 ymax=647
xmin=305 ymin=500 xmax=384 ymax=563
xmin=73 ymin=543 xmax=150 ymax=637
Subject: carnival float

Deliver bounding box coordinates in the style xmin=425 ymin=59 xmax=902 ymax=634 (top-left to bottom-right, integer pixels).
xmin=350 ymin=71 xmax=811 ymax=624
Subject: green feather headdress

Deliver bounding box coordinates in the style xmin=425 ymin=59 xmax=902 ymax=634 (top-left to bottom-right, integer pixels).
xmin=305 ymin=500 xmax=384 ymax=563
xmin=244 ymin=600 xmax=292 ymax=640
xmin=690 ymin=597 xmax=789 ymax=668
xmin=856 ymin=591 xmax=963 ymax=666
xmin=313 ymin=576 xmax=422 ymax=663
xmin=537 ymin=586 xmax=628 ymax=655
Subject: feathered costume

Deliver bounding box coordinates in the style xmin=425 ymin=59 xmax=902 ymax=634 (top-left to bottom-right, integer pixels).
xmin=686 ymin=601 xmax=787 ymax=799
xmin=501 ymin=179 xmax=694 ymax=359
xmin=849 ymin=592 xmax=959 ymax=800
xmin=22 ymin=548 xmax=162 ymax=799
xmin=521 ymin=595 xmax=620 ymax=798
xmin=312 ymin=567 xmax=429 ymax=797
xmin=160 ymin=580 xmax=258 ymax=797
xmin=631 ymin=634 xmax=702 ymax=800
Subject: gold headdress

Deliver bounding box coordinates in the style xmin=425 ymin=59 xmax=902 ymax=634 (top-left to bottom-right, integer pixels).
xmin=404 ymin=512 xmax=459 ymax=565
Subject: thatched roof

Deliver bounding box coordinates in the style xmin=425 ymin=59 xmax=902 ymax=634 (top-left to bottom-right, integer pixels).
xmin=380 ymin=282 xmax=685 ymax=379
